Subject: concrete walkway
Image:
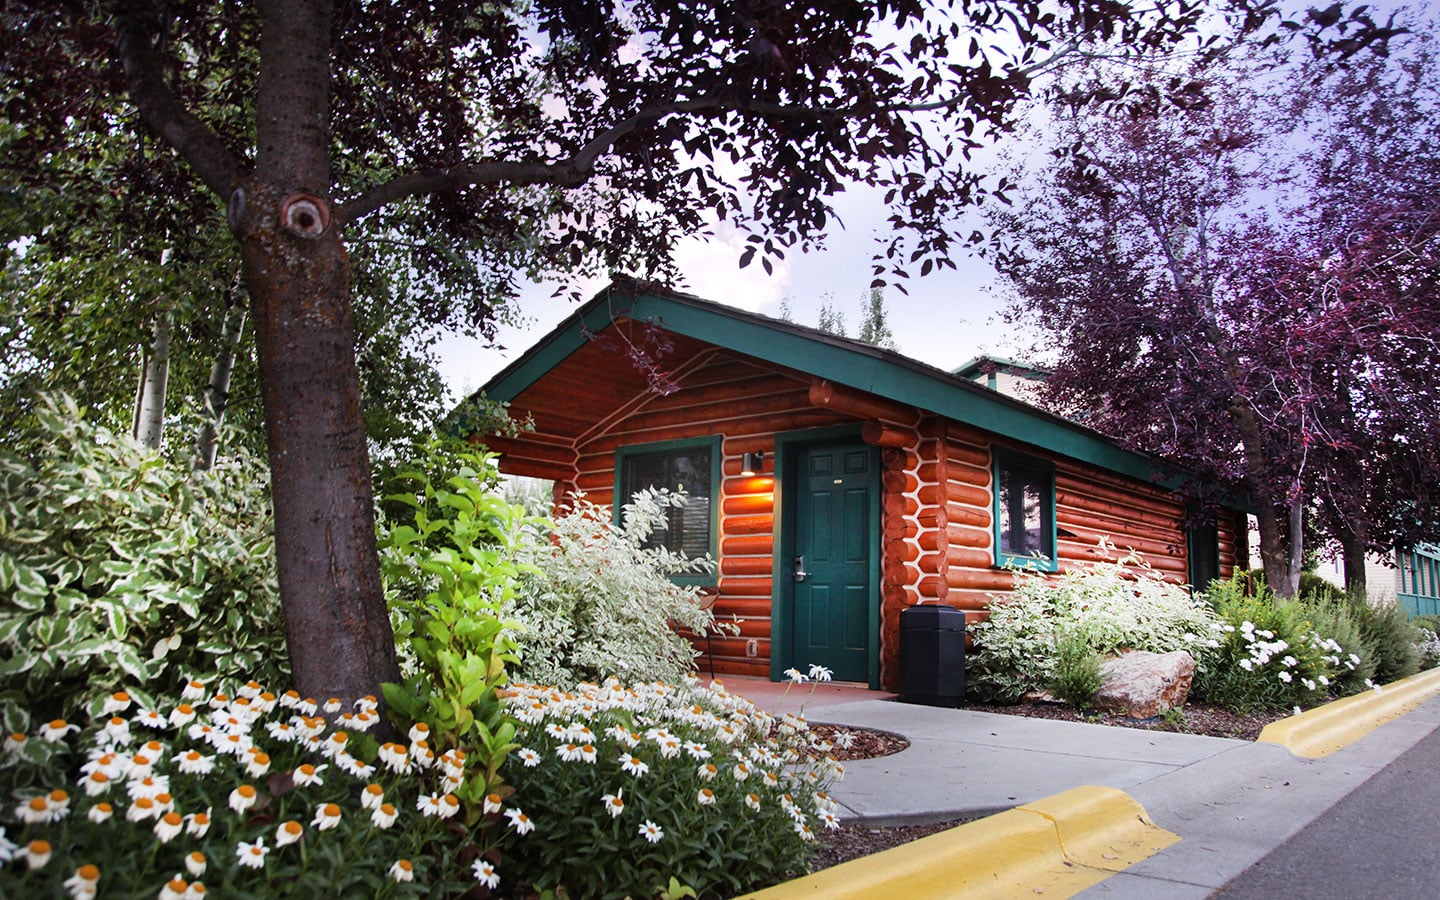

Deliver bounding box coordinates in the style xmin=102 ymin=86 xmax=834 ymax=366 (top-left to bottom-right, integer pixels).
xmin=719 ymin=673 xmax=1440 ymax=898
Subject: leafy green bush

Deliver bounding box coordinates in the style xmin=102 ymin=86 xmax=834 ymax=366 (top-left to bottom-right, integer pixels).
xmin=1415 ymin=628 xmax=1440 ymax=670
xmin=967 ymin=548 xmax=1215 ymax=703
xmin=0 ymin=394 xmax=284 ymax=731
xmin=1297 ymin=572 xmax=1346 ymax=605
xmin=1191 ymin=577 xmax=1337 ymax=713
xmin=1051 ymin=627 xmax=1104 ymax=710
xmin=376 ymin=445 xmax=534 ymax=816
xmin=1300 ymin=593 xmax=1376 ymax=695
xmin=1351 ymin=599 xmax=1420 ymax=684
xmin=498 ymin=677 xmax=841 ymax=898
xmin=508 ymin=490 xmax=717 ymax=687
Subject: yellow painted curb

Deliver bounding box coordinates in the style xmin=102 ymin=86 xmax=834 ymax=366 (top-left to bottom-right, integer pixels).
xmin=740 ymin=786 xmax=1178 ymax=900
xmin=1258 ymin=666 xmax=1440 ymax=758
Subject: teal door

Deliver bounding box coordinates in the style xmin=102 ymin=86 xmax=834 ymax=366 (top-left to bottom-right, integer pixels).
xmin=790 ymin=439 xmax=877 ymax=684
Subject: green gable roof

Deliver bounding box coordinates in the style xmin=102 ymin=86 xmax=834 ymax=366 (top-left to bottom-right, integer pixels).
xmin=475 ymin=278 xmax=1197 ymax=493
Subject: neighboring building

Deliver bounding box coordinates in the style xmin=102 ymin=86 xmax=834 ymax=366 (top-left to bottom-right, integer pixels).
xmin=466 ymin=279 xmax=1247 ymax=690
xmin=952 ymin=355 xmax=1049 ymax=400
xmin=1317 ymin=544 xmax=1440 ymax=615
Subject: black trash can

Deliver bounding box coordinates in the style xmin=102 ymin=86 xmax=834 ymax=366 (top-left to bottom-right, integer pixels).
xmin=899 ymin=604 xmax=967 ymax=707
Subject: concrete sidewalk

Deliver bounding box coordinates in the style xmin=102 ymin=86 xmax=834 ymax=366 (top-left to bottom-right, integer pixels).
xmin=721 ymin=673 xmax=1440 ymax=898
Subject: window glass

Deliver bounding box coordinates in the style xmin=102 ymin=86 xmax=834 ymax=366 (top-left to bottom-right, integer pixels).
xmin=994 ymin=451 xmax=1055 ymax=568
xmin=618 ymin=443 xmax=713 ymax=562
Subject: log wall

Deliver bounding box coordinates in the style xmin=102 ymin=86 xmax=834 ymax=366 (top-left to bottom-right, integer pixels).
xmin=493 ymin=347 xmax=1246 ymax=687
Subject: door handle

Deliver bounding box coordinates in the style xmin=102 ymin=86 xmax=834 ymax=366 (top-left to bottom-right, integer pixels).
xmin=793 ymin=556 xmax=810 ymax=582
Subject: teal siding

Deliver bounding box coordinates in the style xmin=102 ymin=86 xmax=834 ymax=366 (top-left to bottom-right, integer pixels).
xmin=1398 ymin=544 xmax=1440 ymax=617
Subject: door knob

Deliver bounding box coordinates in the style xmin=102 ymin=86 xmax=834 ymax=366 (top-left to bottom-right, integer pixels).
xmin=793 ymin=556 xmax=810 ymax=582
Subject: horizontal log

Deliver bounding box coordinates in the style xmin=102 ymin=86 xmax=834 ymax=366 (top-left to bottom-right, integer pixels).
xmin=642 ymin=375 xmax=789 ymax=411
xmin=947 ymin=523 xmax=992 ymax=549
xmin=947 ymin=505 xmax=991 ymax=529
xmin=711 ymin=659 xmax=771 ymax=679
xmin=619 ymin=388 xmax=816 ymax=436
xmin=496 ymin=459 xmax=574 ymax=481
xmin=917 ymin=552 xmax=947 ymax=576
xmin=946 ymin=441 xmax=991 ymax=469
xmin=945 ymin=481 xmax=991 ymax=509
xmin=947 ymin=567 xmax=1016 ymax=591
xmin=946 ymin=546 xmax=993 ymax=569
xmin=714 ymin=597 xmax=774 ymax=619
xmin=723 ymin=494 xmax=775 ymax=516
xmin=862 ymin=420 xmax=914 ymax=448
xmin=721 ymin=515 xmax=774 ymax=536
xmin=948 ymin=461 xmax=993 ymax=487
xmin=943 ymin=590 xmax=997 ymax=611
xmin=720 ymin=557 xmax=774 ymax=577
xmin=721 ymin=535 xmax=773 ymax=557
xmin=809 ymin=379 xmax=920 ymax=425
xmin=1055 ymin=475 xmax=1185 ymax=517
xmin=479 ymin=434 xmax=576 ymax=466
xmin=718 ymin=577 xmax=772 ymax=596
xmin=722 ymin=435 xmax=774 ymax=455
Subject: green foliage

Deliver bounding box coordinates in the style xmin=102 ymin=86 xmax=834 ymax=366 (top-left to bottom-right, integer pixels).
xmin=1351 ymin=599 xmax=1420 ymax=685
xmin=1300 ymin=593 xmax=1376 ymax=695
xmin=498 ymin=679 xmax=840 ymax=899
xmin=508 ymin=491 xmax=718 ymax=687
xmin=0 ymin=678 xmax=478 ymax=898
xmin=1191 ymin=576 xmax=1337 ymax=713
xmin=376 ymin=445 xmax=533 ymax=809
xmin=967 ymin=548 xmax=1214 ymax=703
xmin=0 ymin=394 xmax=284 ymax=731
xmin=1050 ymin=627 xmax=1104 ymax=710
xmin=1297 ymin=572 xmax=1346 ymax=605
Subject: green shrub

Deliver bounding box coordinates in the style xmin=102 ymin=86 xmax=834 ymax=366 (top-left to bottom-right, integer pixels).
xmin=1051 ymin=627 xmax=1104 ymax=710
xmin=0 ymin=394 xmax=285 ymax=732
xmin=498 ymin=677 xmax=840 ymax=898
xmin=1300 ymin=593 xmax=1376 ymax=695
xmin=1191 ymin=576 xmax=1336 ymax=713
xmin=1298 ymin=572 xmax=1346 ymax=605
xmin=1352 ymin=598 xmax=1420 ymax=684
xmin=967 ymin=547 xmax=1215 ymax=703
xmin=508 ymin=490 xmax=718 ymax=687
xmin=376 ymin=444 xmax=534 ymax=814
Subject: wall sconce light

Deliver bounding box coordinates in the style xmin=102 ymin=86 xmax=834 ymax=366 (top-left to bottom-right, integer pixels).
xmin=741 ymin=451 xmax=765 ymax=476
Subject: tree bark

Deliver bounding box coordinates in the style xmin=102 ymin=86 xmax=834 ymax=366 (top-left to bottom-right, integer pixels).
xmin=133 ymin=313 xmax=172 ymax=451
xmin=193 ymin=304 xmax=246 ymax=471
xmin=235 ymin=179 xmax=399 ymax=707
xmin=1338 ymin=525 xmax=1370 ymax=598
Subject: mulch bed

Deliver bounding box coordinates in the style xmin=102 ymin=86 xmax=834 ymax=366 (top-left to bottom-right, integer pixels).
xmin=808 ymin=699 xmax=1291 ymax=872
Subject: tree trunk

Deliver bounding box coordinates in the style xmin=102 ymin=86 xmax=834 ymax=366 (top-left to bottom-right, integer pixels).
xmin=235 ymin=179 xmax=400 ymax=709
xmin=193 ymin=304 xmax=246 ymax=471
xmin=1339 ymin=526 xmax=1370 ymax=599
xmin=133 ymin=313 xmax=172 ymax=450
xmin=1286 ymin=490 xmax=1304 ymax=598
xmin=1228 ymin=395 xmax=1296 ymax=597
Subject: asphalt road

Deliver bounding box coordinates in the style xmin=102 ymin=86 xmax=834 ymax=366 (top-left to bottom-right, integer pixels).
xmin=1216 ymin=722 xmax=1440 ymax=899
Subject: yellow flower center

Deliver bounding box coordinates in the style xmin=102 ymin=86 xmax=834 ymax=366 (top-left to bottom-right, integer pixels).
xmin=77 ymin=864 xmax=100 ymax=880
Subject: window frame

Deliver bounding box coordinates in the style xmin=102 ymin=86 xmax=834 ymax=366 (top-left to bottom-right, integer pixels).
xmin=991 ymin=447 xmax=1058 ymax=572
xmin=613 ymin=435 xmax=722 ymax=587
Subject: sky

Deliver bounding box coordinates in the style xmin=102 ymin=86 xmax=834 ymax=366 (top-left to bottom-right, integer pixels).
xmin=434 ymin=180 xmax=1033 ymax=403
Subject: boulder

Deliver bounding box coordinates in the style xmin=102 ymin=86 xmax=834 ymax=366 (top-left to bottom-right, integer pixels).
xmin=1093 ymin=649 xmax=1196 ymax=718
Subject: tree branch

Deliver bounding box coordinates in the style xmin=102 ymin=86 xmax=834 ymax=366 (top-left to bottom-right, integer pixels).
xmin=115 ymin=5 xmax=246 ymax=199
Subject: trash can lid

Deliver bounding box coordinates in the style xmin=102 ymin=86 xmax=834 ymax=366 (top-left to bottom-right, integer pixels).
xmin=899 ymin=604 xmax=969 ymax=630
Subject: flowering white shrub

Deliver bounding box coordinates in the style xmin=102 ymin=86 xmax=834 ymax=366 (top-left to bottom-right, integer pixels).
xmin=1190 ymin=578 xmax=1344 ymax=712
xmin=508 ymin=490 xmax=718 ymax=686
xmin=498 ymin=676 xmax=843 ymax=898
xmin=967 ymin=547 xmax=1217 ymax=703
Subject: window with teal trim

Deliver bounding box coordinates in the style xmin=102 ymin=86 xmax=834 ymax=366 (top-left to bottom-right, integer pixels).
xmin=616 ymin=438 xmax=718 ymax=583
xmin=993 ymin=449 xmax=1057 ymax=571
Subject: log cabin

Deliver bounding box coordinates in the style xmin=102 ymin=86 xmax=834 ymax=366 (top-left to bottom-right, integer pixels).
xmin=462 ymin=277 xmax=1247 ymax=690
